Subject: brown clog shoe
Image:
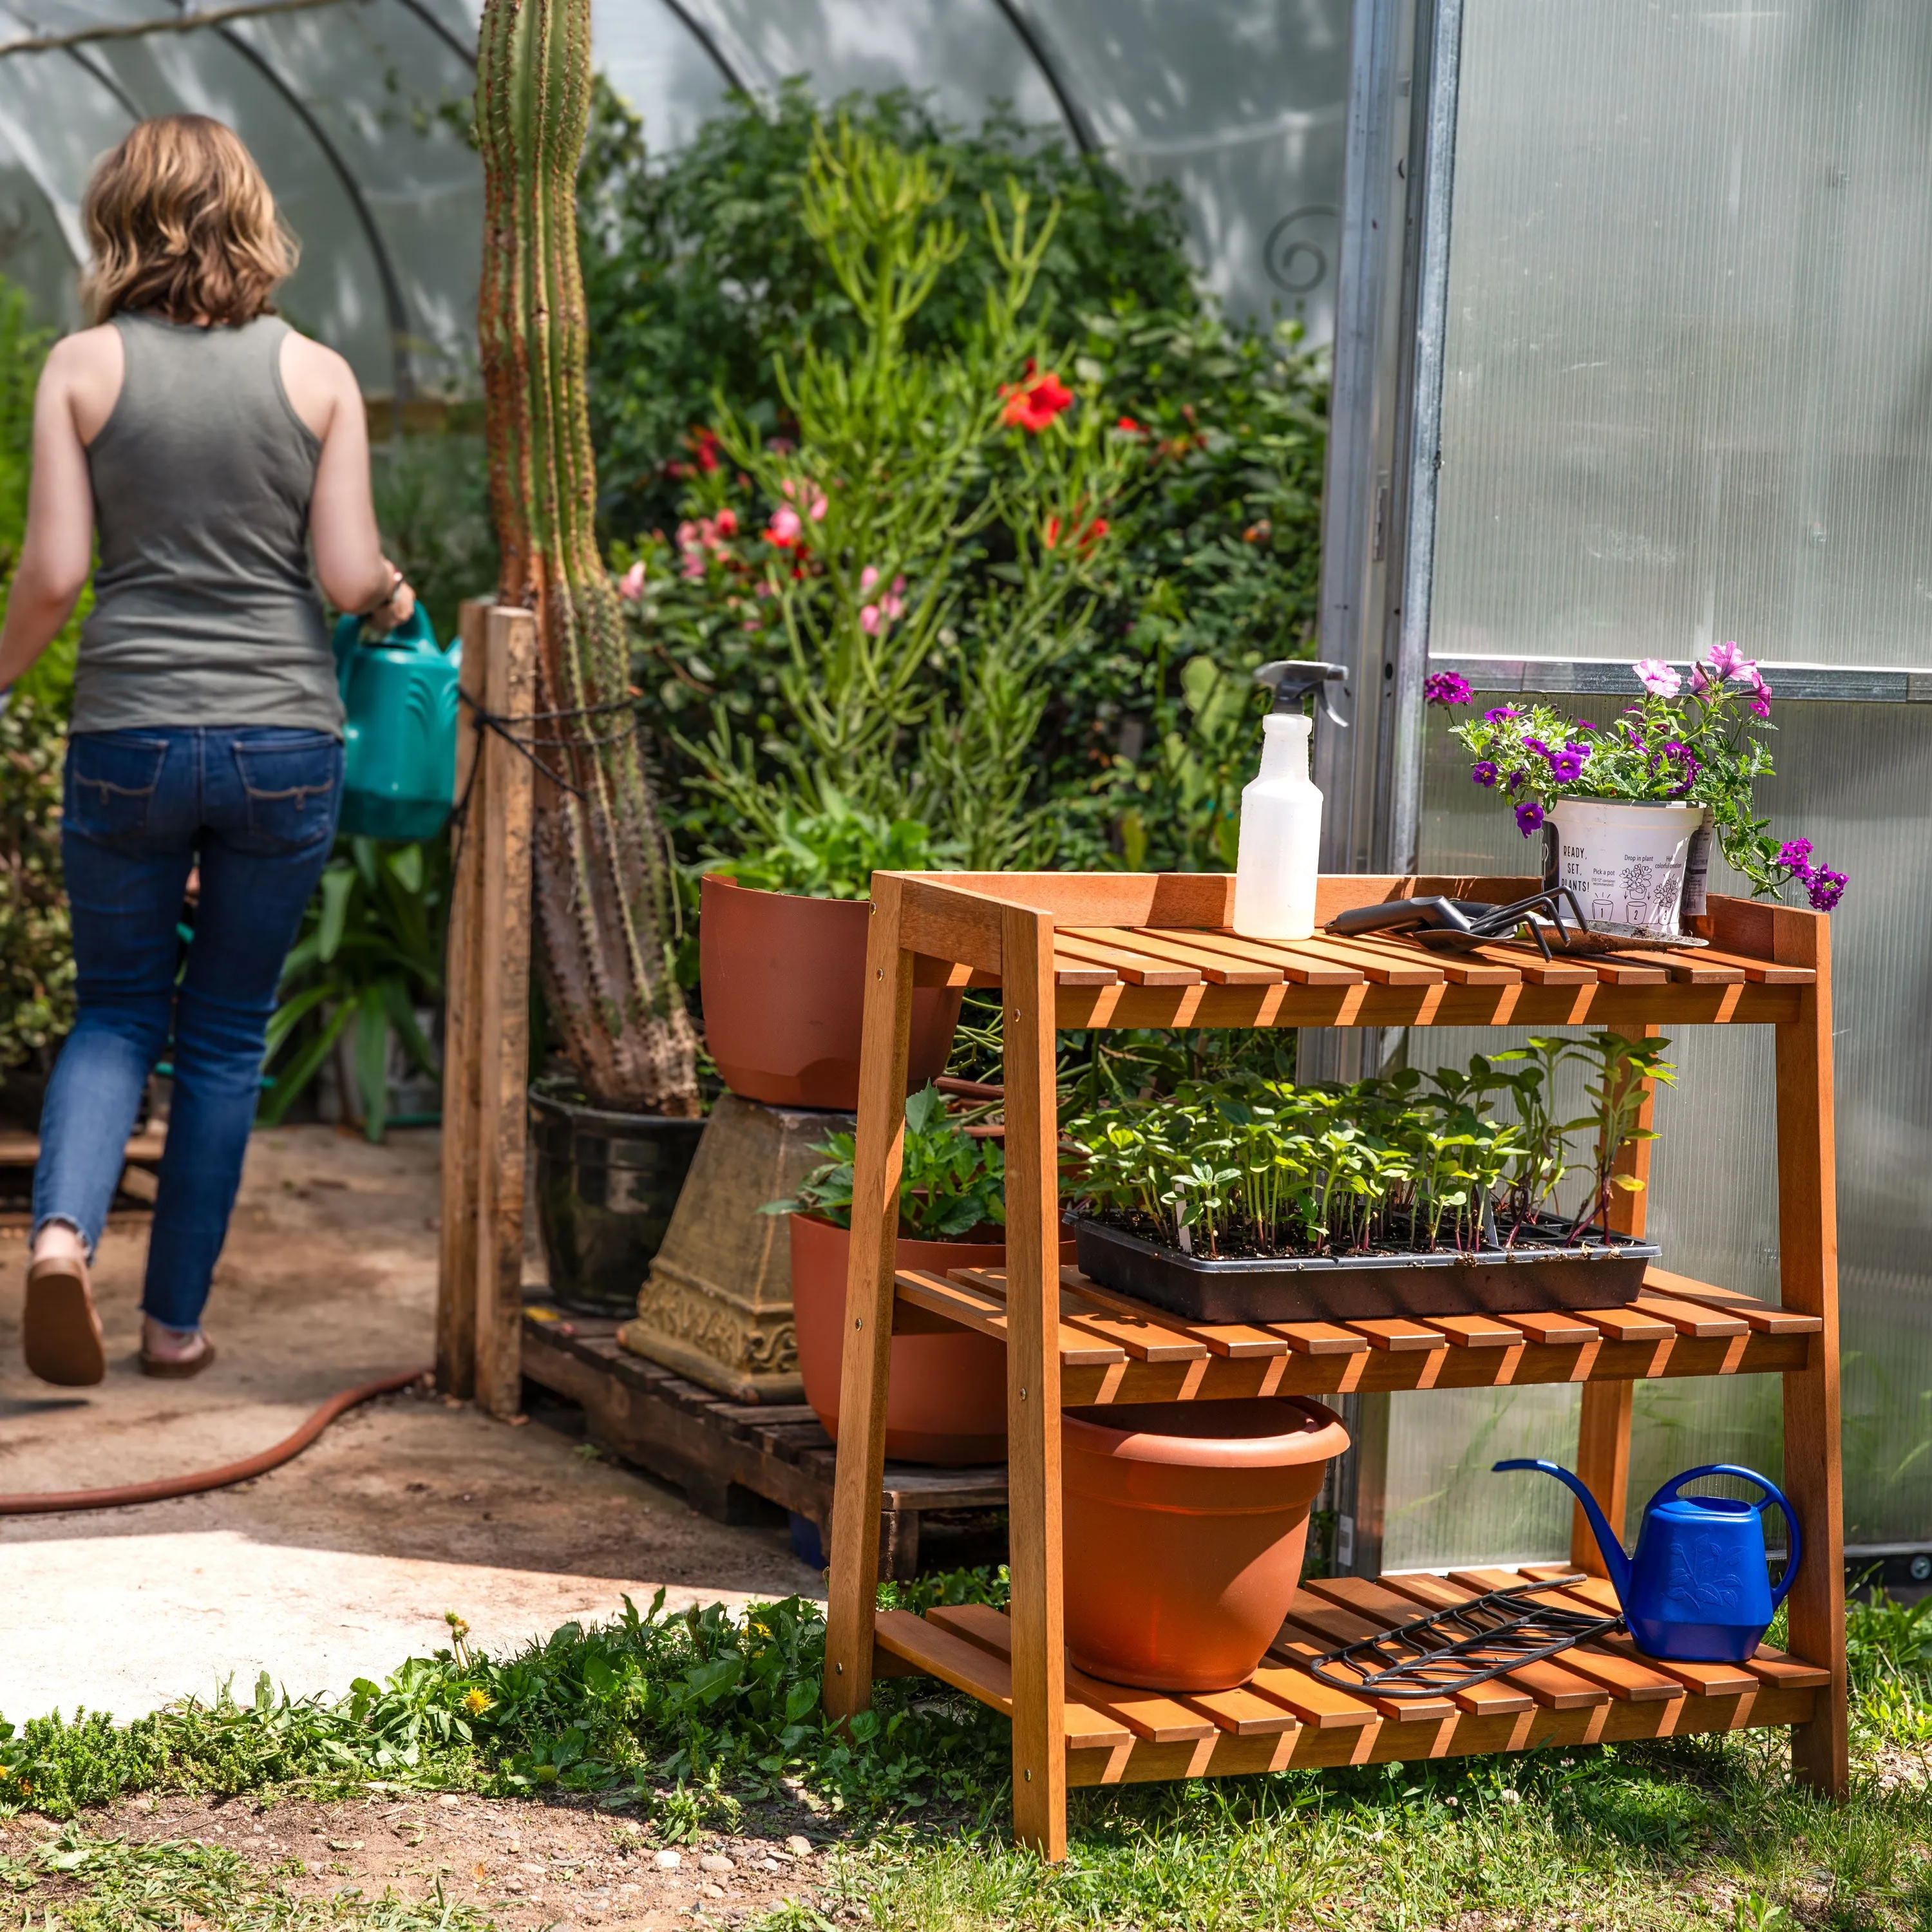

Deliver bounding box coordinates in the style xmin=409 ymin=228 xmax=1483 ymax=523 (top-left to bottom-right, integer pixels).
xmin=139 ymin=1337 xmax=218 ymax=1380
xmin=23 ymin=1253 xmax=107 ymax=1387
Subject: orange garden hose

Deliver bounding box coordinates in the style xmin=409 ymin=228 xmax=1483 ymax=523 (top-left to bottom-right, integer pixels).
xmin=0 ymin=1367 xmax=431 ymax=1515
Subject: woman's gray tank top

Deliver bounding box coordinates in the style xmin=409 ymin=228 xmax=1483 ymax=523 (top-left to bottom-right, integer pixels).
xmin=73 ymin=312 xmax=341 ymax=737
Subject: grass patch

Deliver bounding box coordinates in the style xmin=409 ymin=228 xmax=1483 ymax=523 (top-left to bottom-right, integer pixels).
xmin=3 ymin=1577 xmax=1930 ymax=1929
xmin=0 ymin=1824 xmax=495 ymax=1932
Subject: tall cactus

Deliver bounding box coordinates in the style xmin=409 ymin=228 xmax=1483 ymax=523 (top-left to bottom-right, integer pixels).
xmin=475 ymin=0 xmax=699 ymax=1113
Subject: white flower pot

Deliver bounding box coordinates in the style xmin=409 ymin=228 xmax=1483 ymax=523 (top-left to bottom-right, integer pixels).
xmin=1548 ymin=798 xmax=1708 ymax=940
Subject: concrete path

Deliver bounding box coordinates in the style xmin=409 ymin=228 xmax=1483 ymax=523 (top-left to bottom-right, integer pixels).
xmin=0 ymin=1126 xmax=823 ymax=1722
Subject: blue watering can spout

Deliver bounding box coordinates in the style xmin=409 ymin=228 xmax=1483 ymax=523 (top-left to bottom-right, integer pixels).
xmin=1492 ymin=1457 xmax=1632 ymax=1604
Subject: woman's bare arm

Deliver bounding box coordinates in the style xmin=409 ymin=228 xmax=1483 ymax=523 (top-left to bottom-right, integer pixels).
xmin=0 ymin=329 xmax=116 ymax=692
xmin=279 ymin=330 xmax=414 ymax=630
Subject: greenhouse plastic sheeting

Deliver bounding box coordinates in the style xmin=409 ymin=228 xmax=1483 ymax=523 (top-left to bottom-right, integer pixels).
xmin=1431 ymin=0 xmax=1932 ymax=672
xmin=0 ymin=0 xmax=1350 ymax=399
xmin=1388 ymin=0 xmax=1932 ymax=1573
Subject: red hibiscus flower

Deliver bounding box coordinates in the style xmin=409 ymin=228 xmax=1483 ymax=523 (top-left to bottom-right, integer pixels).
xmin=1000 ymin=370 xmax=1074 ymax=433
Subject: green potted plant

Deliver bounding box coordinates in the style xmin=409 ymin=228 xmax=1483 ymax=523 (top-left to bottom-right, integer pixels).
xmin=697 ymin=799 xmax=963 ymax=1110
xmin=1427 ymin=645 xmax=1847 ymax=939
xmin=766 ymin=1083 xmax=1016 ymax=1465
xmin=626 ymin=120 xmax=1132 ymax=1114
xmin=1065 ymin=1037 xmax=1672 ymax=1324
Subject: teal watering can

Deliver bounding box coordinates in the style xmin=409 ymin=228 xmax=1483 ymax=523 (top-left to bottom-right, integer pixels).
xmin=330 ymin=605 xmax=460 ymax=843
xmin=1494 ymin=1459 xmax=1801 ymax=1663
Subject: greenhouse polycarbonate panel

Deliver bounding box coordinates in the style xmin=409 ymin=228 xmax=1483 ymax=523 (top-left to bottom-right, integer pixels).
xmin=1432 ymin=0 xmax=1932 ymax=670
xmin=1381 ymin=696 xmax=1932 ymax=1569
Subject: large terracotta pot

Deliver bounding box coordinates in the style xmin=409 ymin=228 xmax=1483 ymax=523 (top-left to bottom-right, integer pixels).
xmin=1061 ymin=1396 xmax=1349 ymax=1690
xmin=789 ymin=1212 xmax=1009 ymax=1464
xmin=700 ymin=876 xmax=964 ymax=1111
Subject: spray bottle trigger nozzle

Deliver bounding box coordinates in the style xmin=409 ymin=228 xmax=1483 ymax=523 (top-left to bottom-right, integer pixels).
xmin=1255 ymin=660 xmax=1350 ymax=729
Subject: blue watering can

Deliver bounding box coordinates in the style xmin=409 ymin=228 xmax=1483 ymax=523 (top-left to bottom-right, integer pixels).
xmin=330 ymin=604 xmax=460 ymax=844
xmin=1493 ymin=1459 xmax=1801 ymax=1663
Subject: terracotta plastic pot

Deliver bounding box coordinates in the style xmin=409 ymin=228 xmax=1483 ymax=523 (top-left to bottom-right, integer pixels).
xmin=699 ymin=875 xmax=964 ymax=1110
xmin=790 ymin=1212 xmax=1010 ymax=1464
xmin=1061 ymin=1396 xmax=1350 ymax=1690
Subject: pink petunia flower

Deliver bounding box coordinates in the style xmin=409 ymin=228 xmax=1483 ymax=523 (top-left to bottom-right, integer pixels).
xmin=617 ymin=561 xmax=646 ymax=602
xmin=859 ymin=604 xmax=882 ymax=635
xmin=1633 ymin=658 xmax=1681 ymax=697
xmin=1707 ymin=640 xmax=1747 ymax=679
xmin=767 ymin=505 xmax=803 ymax=548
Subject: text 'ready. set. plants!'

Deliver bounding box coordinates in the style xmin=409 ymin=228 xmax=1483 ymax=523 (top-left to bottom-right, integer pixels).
xmin=1426 ymin=646 xmax=1846 ymax=912
xmin=476 ymin=0 xmax=698 ymax=1113
xmin=1064 ymin=1034 xmax=1673 ymax=1263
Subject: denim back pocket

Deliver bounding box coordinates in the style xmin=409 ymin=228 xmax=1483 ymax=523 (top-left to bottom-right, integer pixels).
xmin=66 ymin=732 xmax=171 ymax=842
xmin=232 ymin=733 xmax=343 ymax=850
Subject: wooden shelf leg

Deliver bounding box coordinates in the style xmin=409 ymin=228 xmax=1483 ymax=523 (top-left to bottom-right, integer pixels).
xmin=822 ymin=877 xmax=915 ymax=1727
xmin=1001 ymin=906 xmax=1066 ymax=1861
xmin=1571 ymin=1025 xmax=1657 ymax=1575
xmin=1776 ymin=927 xmax=1846 ymax=1796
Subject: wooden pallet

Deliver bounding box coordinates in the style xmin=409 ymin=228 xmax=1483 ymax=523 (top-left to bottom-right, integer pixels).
xmin=823 ymin=871 xmax=1846 ymax=1857
xmin=0 ymin=1128 xmax=168 ymax=1232
xmin=518 ymin=1311 xmax=1006 ymax=1578
xmin=873 ymin=1566 xmax=1832 ymax=1784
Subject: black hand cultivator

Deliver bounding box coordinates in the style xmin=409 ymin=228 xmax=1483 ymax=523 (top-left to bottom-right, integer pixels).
xmin=1326 ymin=889 xmax=1590 ymax=961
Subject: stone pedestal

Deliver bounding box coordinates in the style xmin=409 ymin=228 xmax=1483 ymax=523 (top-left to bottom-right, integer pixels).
xmin=618 ymin=1093 xmax=849 ymax=1403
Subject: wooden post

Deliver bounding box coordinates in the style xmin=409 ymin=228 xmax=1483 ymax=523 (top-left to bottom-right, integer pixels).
xmin=1774 ymin=913 xmax=1846 ymax=1796
xmin=435 ymin=603 xmax=536 ymax=1414
xmin=471 ymin=606 xmax=537 ymax=1417
xmin=435 ymin=598 xmax=491 ymax=1397
xmin=1001 ymin=904 xmax=1066 ymax=1860
xmin=822 ymin=876 xmax=916 ymax=1722
xmin=1570 ymin=1023 xmax=1660 ymax=1575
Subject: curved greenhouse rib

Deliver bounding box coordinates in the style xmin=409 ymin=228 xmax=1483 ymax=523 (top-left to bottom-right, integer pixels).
xmin=656 ymin=0 xmax=748 ymax=96
xmin=204 ymin=14 xmax=417 ymax=407
xmin=985 ymin=0 xmax=1095 ymax=156
xmin=385 ymin=0 xmax=476 ymax=67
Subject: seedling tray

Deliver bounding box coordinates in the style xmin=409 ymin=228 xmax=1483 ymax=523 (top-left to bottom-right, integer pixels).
xmin=1072 ymin=1213 xmax=1658 ymax=1325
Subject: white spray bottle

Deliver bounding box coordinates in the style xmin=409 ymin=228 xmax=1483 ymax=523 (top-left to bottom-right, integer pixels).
xmin=1230 ymin=661 xmax=1349 ymax=941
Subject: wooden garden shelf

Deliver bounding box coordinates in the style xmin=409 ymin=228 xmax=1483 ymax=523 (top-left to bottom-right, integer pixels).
xmin=822 ymin=873 xmax=1846 ymax=1858
xmin=872 ymin=1565 xmax=1832 ymax=1786
xmin=893 ymin=1264 xmax=1820 ymax=1401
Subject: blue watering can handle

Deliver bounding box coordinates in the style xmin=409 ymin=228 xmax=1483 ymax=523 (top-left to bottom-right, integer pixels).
xmin=1654 ymin=1463 xmax=1803 ymax=1611
xmin=361 ymin=602 xmax=439 ymax=652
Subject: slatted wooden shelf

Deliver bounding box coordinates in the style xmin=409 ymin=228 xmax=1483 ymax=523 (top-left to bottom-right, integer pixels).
xmin=823 ymin=872 xmax=1846 ymax=1857
xmin=519 ymin=1311 xmax=1004 ymax=1577
xmin=873 ymin=1564 xmax=1831 ymax=1785
xmin=0 ymin=1128 xmax=167 ymax=1166
xmin=889 ymin=1264 xmax=1820 ymax=1399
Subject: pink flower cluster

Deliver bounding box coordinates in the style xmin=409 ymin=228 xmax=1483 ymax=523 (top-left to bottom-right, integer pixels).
xmin=767 ymin=478 xmax=828 ymax=551
xmin=676 ymin=507 xmax=740 ymax=579
xmin=857 ymin=565 xmax=907 ymax=636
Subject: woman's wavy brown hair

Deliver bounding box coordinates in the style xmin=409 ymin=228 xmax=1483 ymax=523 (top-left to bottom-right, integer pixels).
xmin=81 ymin=115 xmax=296 ymax=327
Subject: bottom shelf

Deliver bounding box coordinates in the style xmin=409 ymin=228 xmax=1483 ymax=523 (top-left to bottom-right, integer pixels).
xmin=873 ymin=1566 xmax=1832 ymax=1788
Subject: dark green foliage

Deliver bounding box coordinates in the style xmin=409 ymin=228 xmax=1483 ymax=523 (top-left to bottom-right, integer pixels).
xmin=583 ymin=86 xmax=1326 ymax=875
xmin=703 ymin=795 xmax=951 ymax=899
xmin=0 ymin=688 xmax=72 ymax=1083
xmin=369 ymin=428 xmax=498 ymax=646
xmin=580 ymin=80 xmax=1195 ymax=540
xmin=768 ymin=1083 xmax=1005 ymax=1239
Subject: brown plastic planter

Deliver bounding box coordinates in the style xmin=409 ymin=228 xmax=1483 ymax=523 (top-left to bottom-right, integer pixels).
xmin=699 ymin=876 xmax=964 ymax=1111
xmin=1061 ymin=1396 xmax=1349 ymax=1690
xmin=789 ymin=1212 xmax=1009 ymax=1465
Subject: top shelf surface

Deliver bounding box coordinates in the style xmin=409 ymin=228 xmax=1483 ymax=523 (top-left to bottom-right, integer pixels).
xmin=890 ymin=871 xmax=1823 ymax=1032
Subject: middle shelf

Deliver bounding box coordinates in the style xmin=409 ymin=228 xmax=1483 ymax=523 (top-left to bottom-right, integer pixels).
xmin=891 ymin=1262 xmax=1821 ymax=1401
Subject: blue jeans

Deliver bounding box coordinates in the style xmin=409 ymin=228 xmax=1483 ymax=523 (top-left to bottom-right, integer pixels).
xmin=33 ymin=727 xmax=342 ymax=1330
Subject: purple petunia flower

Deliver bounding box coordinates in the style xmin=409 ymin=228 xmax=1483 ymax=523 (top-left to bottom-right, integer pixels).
xmin=1566 ymin=739 xmax=1594 ymax=759
xmin=1425 ymin=671 xmax=1474 ymax=706
xmin=1506 ymin=772 xmax=1525 ymax=795
xmin=1471 ymin=761 xmax=1499 ymax=788
xmin=1515 ymin=800 xmax=1545 ymax=837
xmin=1522 ymin=737 xmax=1549 ymax=757
xmin=1807 ymin=868 xmax=1848 ymax=912
xmin=1484 ymin=706 xmax=1524 ymax=723
xmin=1546 ymin=750 xmax=1586 ymax=784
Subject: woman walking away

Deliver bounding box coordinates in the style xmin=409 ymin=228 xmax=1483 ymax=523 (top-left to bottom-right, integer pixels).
xmin=0 ymin=116 xmax=415 ymax=1385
